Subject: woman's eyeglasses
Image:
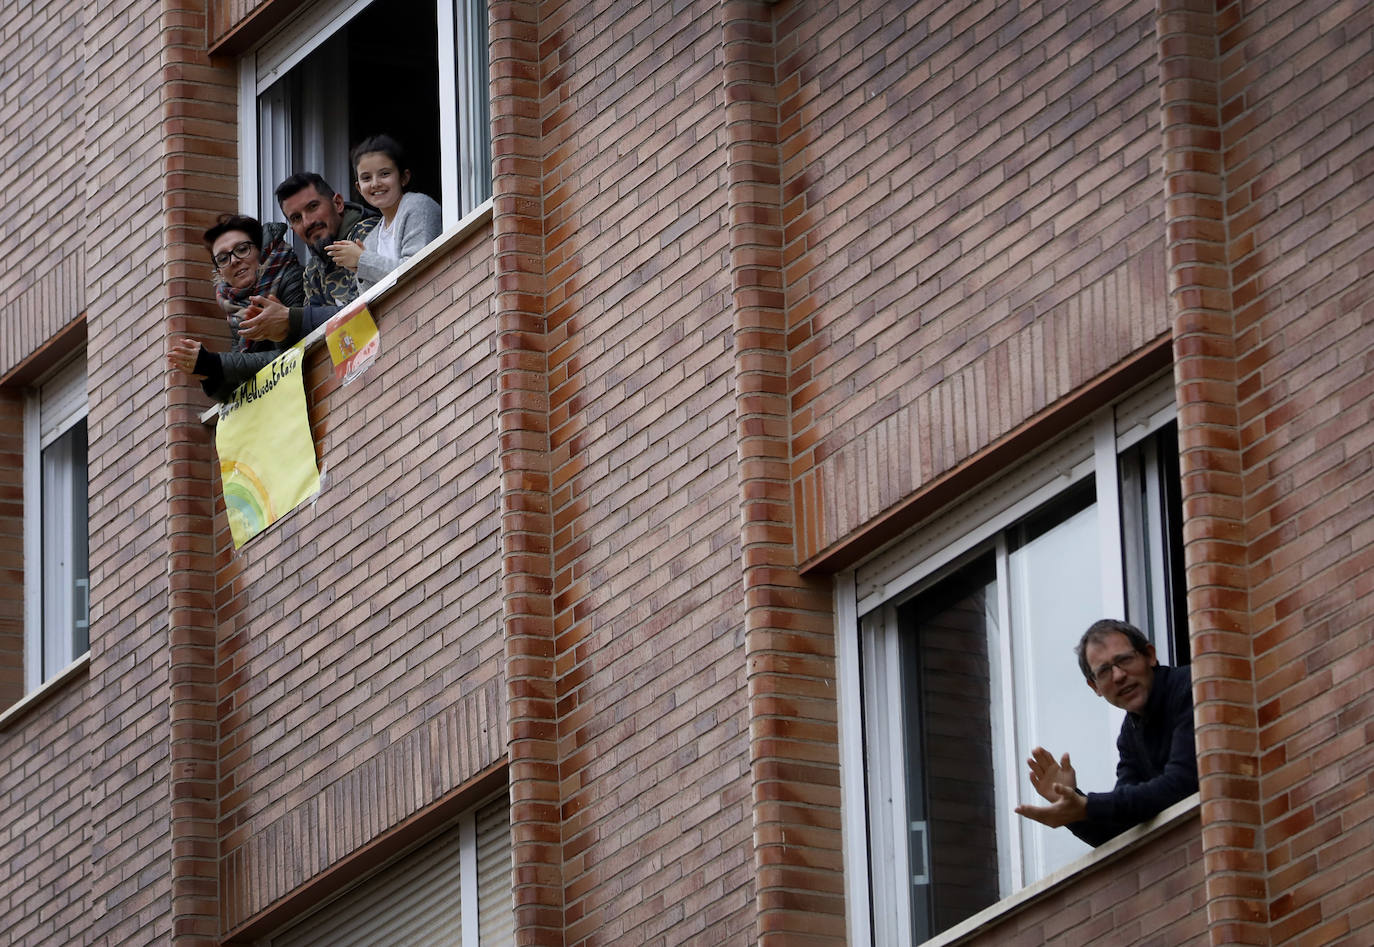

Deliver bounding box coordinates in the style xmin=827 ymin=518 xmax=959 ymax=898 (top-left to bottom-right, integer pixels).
xmin=213 ymin=241 xmax=255 ymax=269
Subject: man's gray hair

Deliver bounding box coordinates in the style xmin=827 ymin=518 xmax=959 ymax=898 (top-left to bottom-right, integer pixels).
xmin=1075 ymin=618 xmax=1153 ymax=682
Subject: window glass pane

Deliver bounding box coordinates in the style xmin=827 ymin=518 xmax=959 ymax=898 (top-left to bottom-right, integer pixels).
xmin=898 ymin=554 xmax=1000 ymax=940
xmin=1007 ymin=484 xmax=1124 ymax=882
xmin=455 ymin=0 xmax=491 ymax=209
xmin=1119 ymin=421 xmax=1189 ymax=665
xmin=40 ymin=418 xmax=88 ymax=677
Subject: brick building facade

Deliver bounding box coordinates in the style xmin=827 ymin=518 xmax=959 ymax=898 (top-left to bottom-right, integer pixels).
xmin=1 ymin=0 xmax=1370 ymax=944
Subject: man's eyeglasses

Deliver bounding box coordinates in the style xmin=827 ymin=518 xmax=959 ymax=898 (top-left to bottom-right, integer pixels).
xmin=213 ymin=241 xmax=256 ymax=269
xmin=1090 ymin=651 xmax=1142 ymax=684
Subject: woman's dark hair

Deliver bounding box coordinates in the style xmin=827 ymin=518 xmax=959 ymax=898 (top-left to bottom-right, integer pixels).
xmin=350 ymin=134 xmax=411 ymax=191
xmin=203 ymin=214 xmax=264 ymax=253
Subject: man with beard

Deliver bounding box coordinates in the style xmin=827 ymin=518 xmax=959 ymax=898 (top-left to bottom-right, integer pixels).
xmin=239 ymin=173 xmax=378 ymax=346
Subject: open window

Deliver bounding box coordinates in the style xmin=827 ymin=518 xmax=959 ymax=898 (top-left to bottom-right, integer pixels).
xmin=848 ymin=374 xmax=1188 ymax=944
xmin=241 ymin=0 xmax=491 ymax=234
xmin=22 ymin=353 xmax=90 ymax=693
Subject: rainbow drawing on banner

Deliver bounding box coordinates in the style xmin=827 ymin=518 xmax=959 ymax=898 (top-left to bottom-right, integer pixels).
xmin=220 ymin=461 xmax=274 ymax=540
xmin=214 ymin=343 xmax=320 ymax=548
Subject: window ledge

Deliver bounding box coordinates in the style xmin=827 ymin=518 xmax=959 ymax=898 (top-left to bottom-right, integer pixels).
xmin=0 ymin=652 xmax=91 ymax=732
xmin=925 ymin=794 xmax=1202 ymax=947
xmin=349 ymin=197 xmax=493 ymax=314
xmin=199 ymin=198 xmax=494 ymax=426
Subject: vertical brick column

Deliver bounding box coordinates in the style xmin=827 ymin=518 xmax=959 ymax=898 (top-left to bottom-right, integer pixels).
xmin=491 ymin=1 xmax=565 ymax=942
xmin=0 ymin=390 xmax=23 ymax=709
xmin=1156 ymin=2 xmax=1267 ymax=943
xmin=538 ymin=2 xmax=596 ymax=941
xmin=161 ymin=0 xmax=239 ymax=942
xmin=725 ymin=4 xmax=845 ymax=943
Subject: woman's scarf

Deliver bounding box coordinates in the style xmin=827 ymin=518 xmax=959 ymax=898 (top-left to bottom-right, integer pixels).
xmin=214 ymin=222 xmax=296 ymax=351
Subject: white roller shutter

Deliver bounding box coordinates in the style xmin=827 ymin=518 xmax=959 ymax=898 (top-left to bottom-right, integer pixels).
xmin=475 ymin=795 xmax=513 ymax=946
xmin=269 ymin=791 xmax=513 ymax=947
xmin=853 ymin=372 xmax=1175 ymax=616
xmin=271 ymin=823 xmax=464 ymax=947
xmin=253 ymin=0 xmax=371 ymax=90
xmin=39 ymin=355 xmax=86 ymax=448
xmin=1113 ymin=373 xmax=1178 ymax=452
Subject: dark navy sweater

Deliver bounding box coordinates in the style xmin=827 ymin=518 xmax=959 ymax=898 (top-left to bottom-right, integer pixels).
xmin=1071 ymin=663 xmax=1198 ymax=847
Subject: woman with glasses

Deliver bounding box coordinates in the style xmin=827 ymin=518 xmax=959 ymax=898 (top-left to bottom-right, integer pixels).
xmin=167 ymin=214 xmax=306 ymax=402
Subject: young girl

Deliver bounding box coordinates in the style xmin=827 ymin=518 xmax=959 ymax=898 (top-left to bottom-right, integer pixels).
xmin=327 ymin=134 xmax=443 ymax=292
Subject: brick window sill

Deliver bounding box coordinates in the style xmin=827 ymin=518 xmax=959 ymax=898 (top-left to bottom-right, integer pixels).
xmin=198 ymin=197 xmax=494 ymax=426
xmin=924 ymin=793 xmax=1203 ymax=947
xmin=0 ymin=652 xmax=90 ymax=732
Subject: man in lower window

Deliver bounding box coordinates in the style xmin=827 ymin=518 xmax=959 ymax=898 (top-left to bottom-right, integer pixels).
xmin=1014 ymin=619 xmax=1197 ymax=846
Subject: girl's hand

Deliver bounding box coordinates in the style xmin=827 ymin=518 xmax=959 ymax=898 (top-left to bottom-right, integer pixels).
xmin=326 ymin=239 xmax=364 ymax=271
xmin=168 ymin=338 xmax=205 ymax=377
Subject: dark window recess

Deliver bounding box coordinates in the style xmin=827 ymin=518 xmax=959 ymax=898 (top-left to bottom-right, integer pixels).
xmin=345 ymin=0 xmax=441 ymax=205
xmin=258 ymin=0 xmax=442 ymax=233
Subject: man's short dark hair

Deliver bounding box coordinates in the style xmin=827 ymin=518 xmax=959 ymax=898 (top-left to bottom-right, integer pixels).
xmin=274 ymin=172 xmax=336 ymax=208
xmin=1075 ymin=619 xmax=1153 ymax=682
xmin=203 ymin=213 xmax=264 ymax=253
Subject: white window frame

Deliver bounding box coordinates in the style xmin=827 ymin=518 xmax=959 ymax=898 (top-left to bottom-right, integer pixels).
xmin=238 ymin=0 xmax=490 ymax=231
xmin=838 ymin=374 xmax=1180 ymax=946
xmin=22 ymin=353 xmax=90 ymax=694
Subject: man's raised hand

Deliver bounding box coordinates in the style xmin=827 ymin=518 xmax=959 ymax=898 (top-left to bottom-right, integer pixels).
xmin=1017 ymin=746 xmax=1086 ymax=827
xmin=1026 ymin=746 xmax=1077 ymax=803
xmin=1014 ymin=782 xmax=1088 ymax=828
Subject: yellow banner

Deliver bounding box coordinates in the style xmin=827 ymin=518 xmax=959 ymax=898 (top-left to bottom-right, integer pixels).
xmin=215 ymin=343 xmax=320 ymax=548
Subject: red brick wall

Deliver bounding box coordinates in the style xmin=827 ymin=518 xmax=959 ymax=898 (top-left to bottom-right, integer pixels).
xmin=206 ymin=0 xmax=305 ymax=53
xmin=0 ymin=0 xmax=98 ymax=901
xmin=0 ymin=0 xmax=193 ymax=938
xmin=724 ymin=3 xmax=846 ymax=943
xmin=2 ymin=0 xmax=1369 ymax=943
xmin=161 ymin=1 xmax=243 ymax=941
xmin=489 ymin=0 xmax=564 ymax=940
xmin=214 ymin=234 xmax=506 ymax=933
xmin=0 ymin=686 xmax=96 ymax=945
xmin=0 ymin=0 xmax=91 ymax=708
xmin=962 ymin=816 xmax=1207 ymax=946
xmin=1220 ymin=1 xmax=1374 ymax=943
xmin=1163 ymin=0 xmax=1374 ymax=943
xmin=525 ymin=0 xmax=755 ymax=942
xmin=0 ymin=0 xmax=87 ymax=377
xmin=779 ymin=0 xmax=1170 ymax=563
xmin=80 ymin=0 xmax=189 ymax=929
xmin=1157 ymin=0 xmax=1267 ymax=941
